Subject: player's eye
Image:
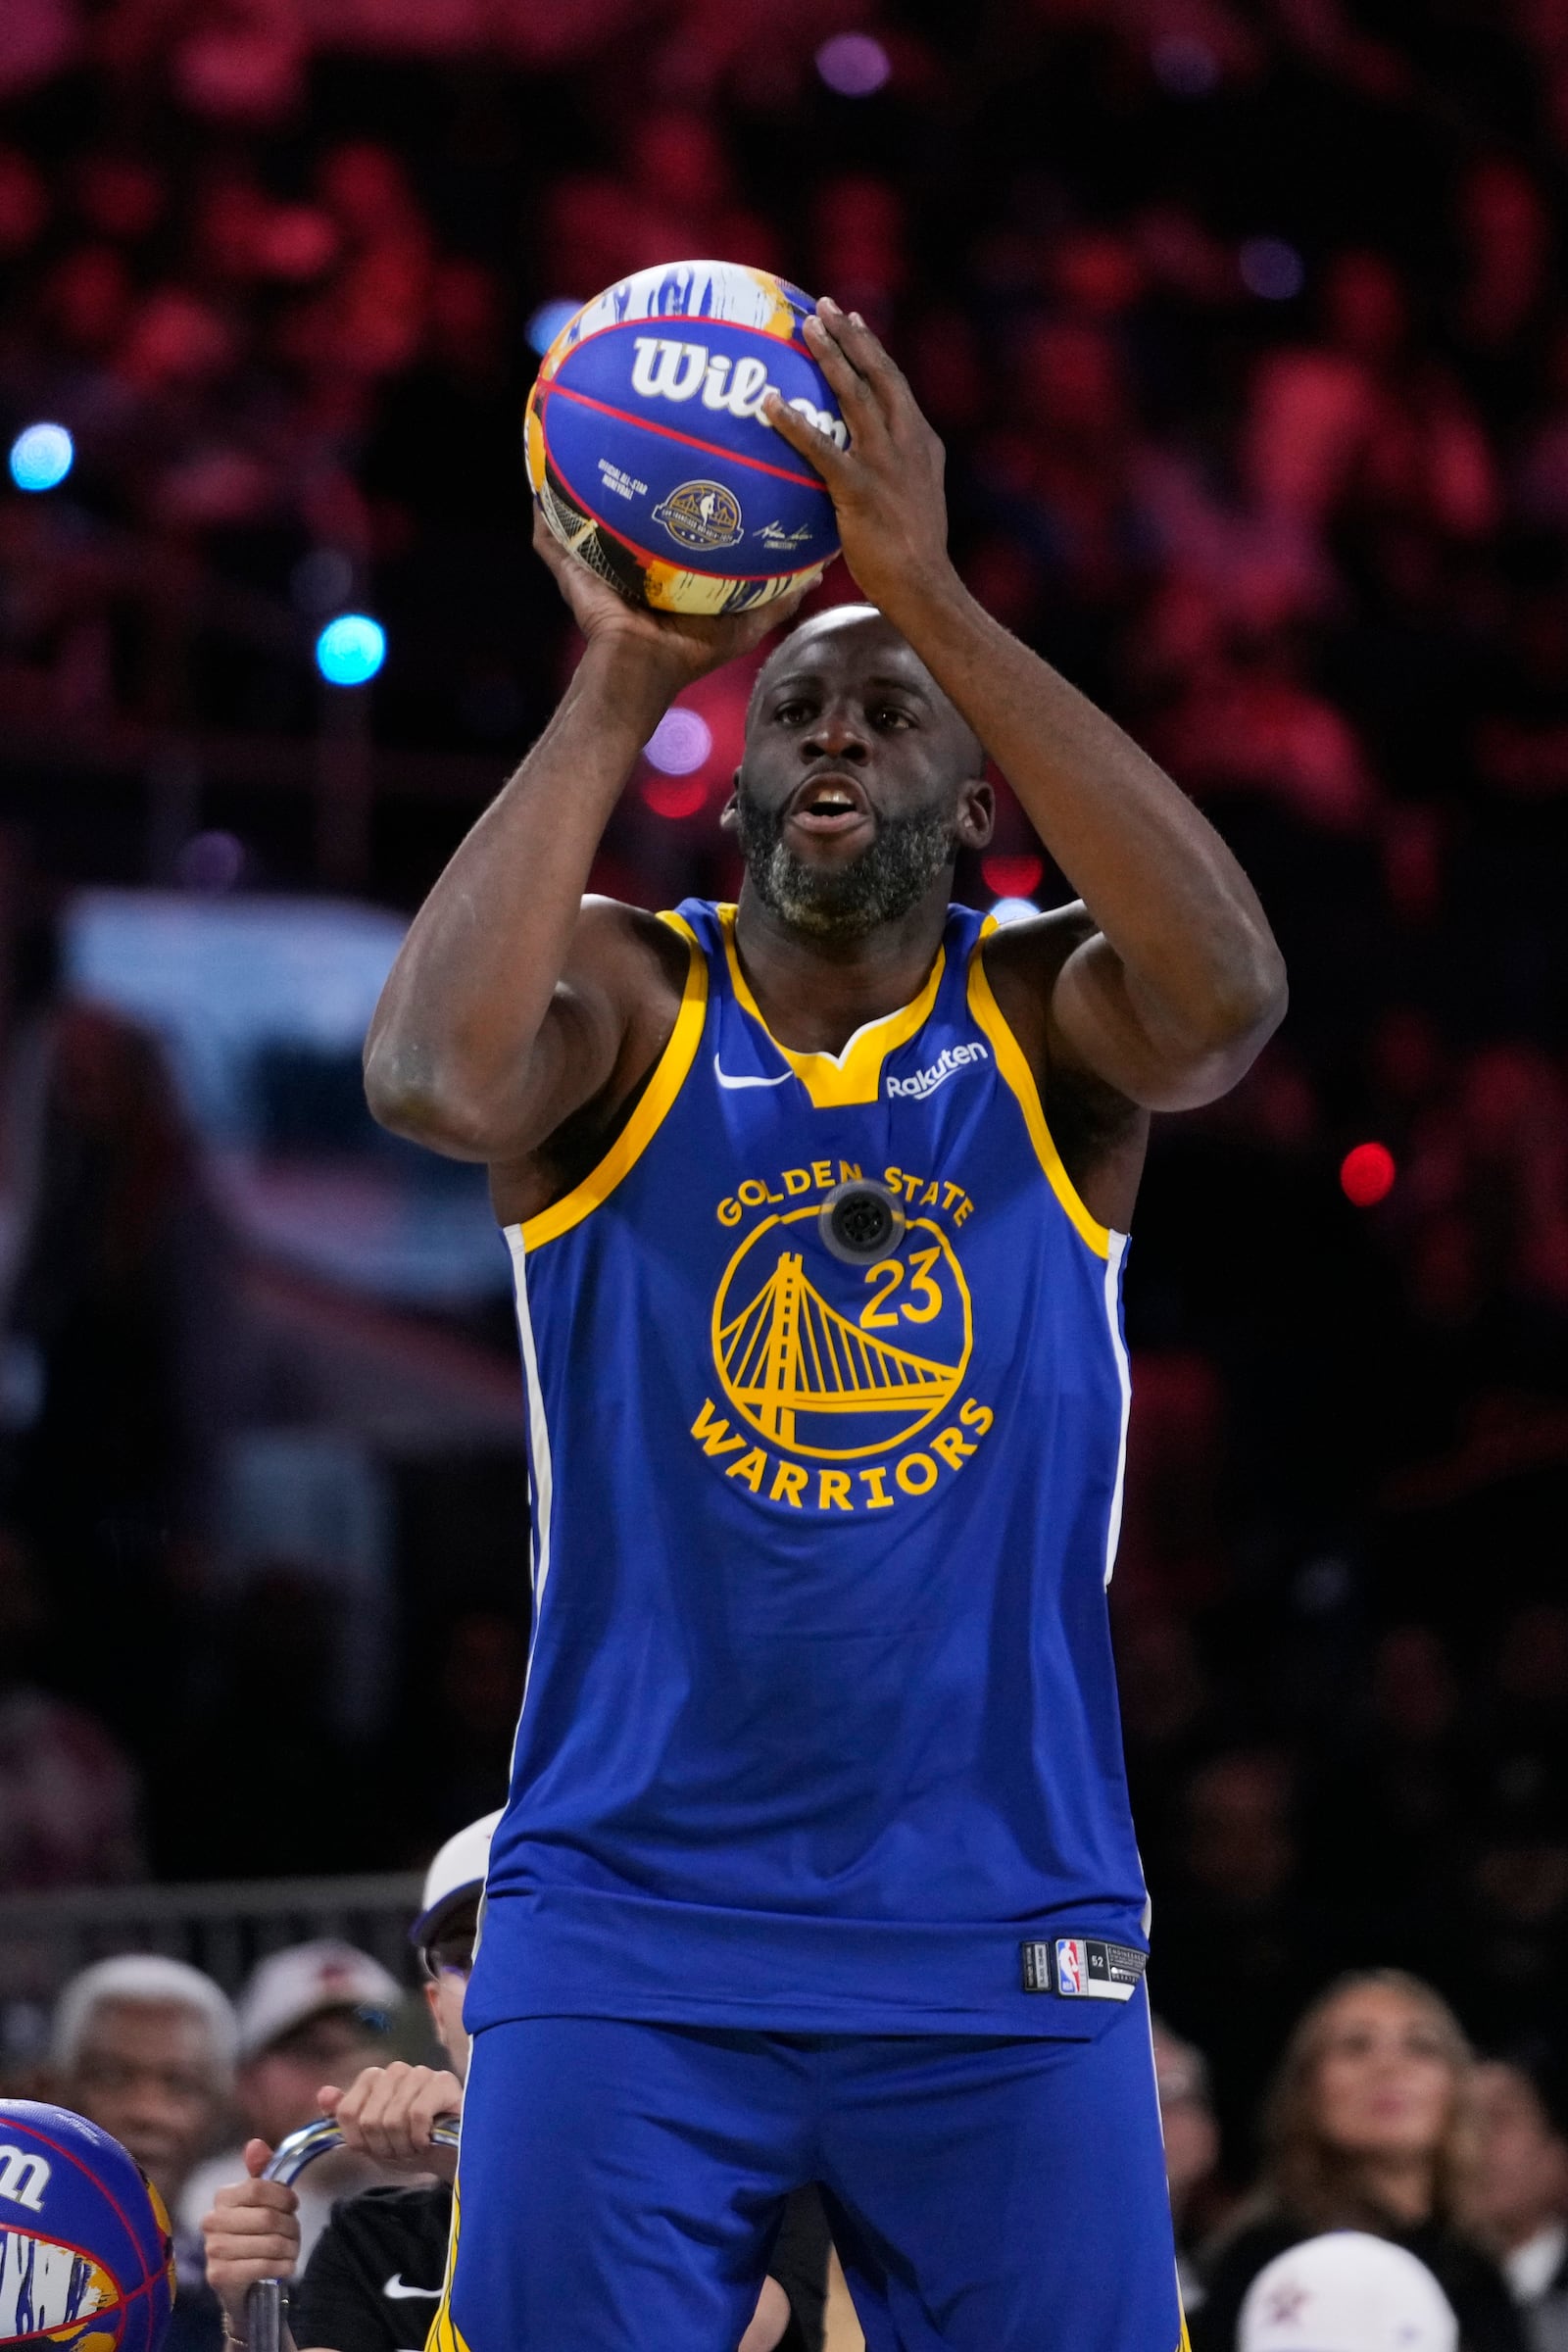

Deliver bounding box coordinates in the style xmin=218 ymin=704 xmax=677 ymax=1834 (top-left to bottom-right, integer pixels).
xmin=871 ymin=706 xmax=914 ymax=729
xmin=773 ymin=699 xmax=814 ymax=725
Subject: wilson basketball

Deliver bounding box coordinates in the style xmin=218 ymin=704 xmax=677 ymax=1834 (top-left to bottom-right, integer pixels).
xmin=524 ymin=260 xmax=846 ymax=613
xmin=0 ymin=2103 xmax=174 ymax=2352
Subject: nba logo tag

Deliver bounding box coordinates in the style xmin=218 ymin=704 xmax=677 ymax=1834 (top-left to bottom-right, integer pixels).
xmin=1055 ymin=1938 xmax=1086 ymax=1995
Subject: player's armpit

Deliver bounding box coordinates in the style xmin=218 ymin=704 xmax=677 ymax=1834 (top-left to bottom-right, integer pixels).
xmin=1047 ymin=925 xmax=1285 ymax=1111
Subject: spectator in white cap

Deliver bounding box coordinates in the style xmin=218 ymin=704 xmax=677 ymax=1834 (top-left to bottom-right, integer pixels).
xmin=234 ymin=1940 xmax=404 ymax=2147
xmin=1193 ymin=1972 xmax=1526 ymax=2352
xmin=204 ymin=1815 xmax=829 ymax=2351
xmin=202 ymin=1815 xmax=495 ymax=2352
xmin=53 ymin=1954 xmax=238 ymax=2352
xmin=53 ymin=1953 xmax=237 ymax=2213
xmin=181 ymin=1939 xmax=401 ymax=2268
xmin=1240 ymin=2234 xmax=1458 ymax=2352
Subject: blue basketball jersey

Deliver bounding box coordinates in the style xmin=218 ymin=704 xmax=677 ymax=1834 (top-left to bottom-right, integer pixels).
xmin=467 ymin=900 xmax=1149 ymax=2036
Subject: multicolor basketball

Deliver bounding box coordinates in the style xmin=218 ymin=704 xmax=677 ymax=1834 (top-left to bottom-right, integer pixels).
xmin=0 ymin=2104 xmax=174 ymax=2352
xmin=524 ymin=261 xmax=846 ymax=614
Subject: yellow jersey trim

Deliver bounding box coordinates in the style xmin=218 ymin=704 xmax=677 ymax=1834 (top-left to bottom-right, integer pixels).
xmin=966 ymin=939 xmax=1111 ymax=1258
xmin=425 ymin=2174 xmax=467 ymax=2352
xmin=717 ymin=904 xmax=945 ymax=1109
xmin=517 ymin=912 xmax=708 ymax=1253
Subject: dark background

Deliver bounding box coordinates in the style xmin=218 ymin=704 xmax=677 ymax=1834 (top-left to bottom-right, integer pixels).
xmin=0 ymin=0 xmax=1564 ymax=2175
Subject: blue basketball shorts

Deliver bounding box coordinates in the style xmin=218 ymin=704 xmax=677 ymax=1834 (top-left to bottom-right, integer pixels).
xmin=435 ymin=1992 xmax=1185 ymax=2352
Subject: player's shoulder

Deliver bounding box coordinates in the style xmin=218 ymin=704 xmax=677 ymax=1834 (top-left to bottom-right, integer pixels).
xmin=971 ymin=901 xmax=1097 ymax=1062
xmin=975 ymin=899 xmax=1097 ymax=983
xmin=568 ymin=893 xmax=693 ymax=1004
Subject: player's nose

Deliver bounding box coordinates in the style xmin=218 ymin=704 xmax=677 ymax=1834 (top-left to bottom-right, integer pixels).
xmin=802 ymin=704 xmax=869 ymax=761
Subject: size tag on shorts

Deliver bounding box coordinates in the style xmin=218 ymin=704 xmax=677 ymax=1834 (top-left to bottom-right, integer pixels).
xmin=1019 ymin=1936 xmax=1149 ymax=1999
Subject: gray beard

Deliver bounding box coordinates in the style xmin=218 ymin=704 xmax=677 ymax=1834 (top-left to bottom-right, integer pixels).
xmin=733 ymin=787 xmax=956 ymax=939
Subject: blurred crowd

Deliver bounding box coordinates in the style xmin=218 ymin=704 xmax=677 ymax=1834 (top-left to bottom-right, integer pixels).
xmin=0 ymin=0 xmax=1565 ymax=2230
xmin=15 ymin=1928 xmax=1568 ymax=2352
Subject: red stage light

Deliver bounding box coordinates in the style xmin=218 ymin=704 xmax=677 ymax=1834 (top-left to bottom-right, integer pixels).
xmin=641 ymin=775 xmax=708 ymax=821
xmin=1340 ymin=1141 xmax=1396 ymax=1206
xmin=981 ymin=854 xmax=1043 ymax=899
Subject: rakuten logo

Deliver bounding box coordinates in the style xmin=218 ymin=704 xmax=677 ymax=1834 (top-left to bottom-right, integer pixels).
xmin=886 ymin=1043 xmax=989 ymax=1101
xmin=629 ymin=338 xmax=849 ymax=446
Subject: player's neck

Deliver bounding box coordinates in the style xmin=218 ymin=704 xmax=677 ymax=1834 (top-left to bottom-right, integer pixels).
xmin=731 ymin=881 xmax=952 ymax=1056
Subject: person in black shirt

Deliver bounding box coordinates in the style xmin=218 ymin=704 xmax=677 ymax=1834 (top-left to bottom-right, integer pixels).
xmin=203 ymin=1813 xmax=829 ymax=2351
xmin=1192 ymin=1970 xmax=1526 ymax=2352
xmin=290 ymin=2170 xmax=830 ymax=2352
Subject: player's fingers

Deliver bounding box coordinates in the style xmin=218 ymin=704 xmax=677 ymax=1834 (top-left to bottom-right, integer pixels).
xmin=762 ymin=392 xmax=852 ymax=484
xmin=818 ymin=298 xmax=908 ymax=411
xmin=802 ymin=313 xmax=880 ymax=425
xmin=242 ymin=2138 xmax=274 ymax=2177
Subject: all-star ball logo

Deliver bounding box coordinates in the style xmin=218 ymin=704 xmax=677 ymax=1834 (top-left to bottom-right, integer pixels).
xmin=653 ymin=479 xmax=744 ymax=552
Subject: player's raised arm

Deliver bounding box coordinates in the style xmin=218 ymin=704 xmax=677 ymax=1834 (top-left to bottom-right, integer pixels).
xmin=764 ymin=301 xmax=1288 ymax=1113
xmin=363 ymin=514 xmax=804 ymax=1170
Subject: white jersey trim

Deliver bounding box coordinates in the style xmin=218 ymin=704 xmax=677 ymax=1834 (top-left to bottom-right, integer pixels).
xmin=1102 ymin=1231 xmax=1132 ymax=1588
xmin=506 ymin=1232 xmax=555 ymax=1716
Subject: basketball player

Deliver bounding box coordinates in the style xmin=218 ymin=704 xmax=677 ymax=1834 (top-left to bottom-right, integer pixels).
xmin=364 ymin=299 xmax=1287 ymax=2350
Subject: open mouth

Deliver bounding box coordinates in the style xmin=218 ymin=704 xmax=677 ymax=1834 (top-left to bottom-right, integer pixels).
xmin=786 ymin=773 xmax=873 ymax=838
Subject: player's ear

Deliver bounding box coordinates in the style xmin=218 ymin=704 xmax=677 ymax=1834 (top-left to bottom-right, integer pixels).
xmin=719 ymin=768 xmax=742 ymax=832
xmin=956 ymin=778 xmax=995 ymax=851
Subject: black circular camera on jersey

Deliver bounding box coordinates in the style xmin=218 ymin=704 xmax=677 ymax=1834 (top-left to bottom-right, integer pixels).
xmin=818 ymin=1178 xmax=907 ymax=1266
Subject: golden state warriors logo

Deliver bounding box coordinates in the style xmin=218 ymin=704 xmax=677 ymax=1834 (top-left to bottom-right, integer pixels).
xmin=714 ymin=1208 xmax=970 ymax=1458
xmin=653 ymin=479 xmax=744 ymax=551
xmin=692 ymin=1161 xmax=995 ymax=1516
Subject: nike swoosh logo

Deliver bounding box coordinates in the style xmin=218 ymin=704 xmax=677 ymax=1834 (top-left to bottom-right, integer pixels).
xmin=383 ymin=2278 xmax=442 ymax=2300
xmin=712 ymin=1054 xmax=790 ymax=1091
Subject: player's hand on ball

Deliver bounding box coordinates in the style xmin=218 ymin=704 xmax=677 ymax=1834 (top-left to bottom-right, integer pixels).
xmin=202 ymin=2142 xmax=302 ymax=2313
xmin=764 ymin=299 xmax=953 ymax=618
xmin=318 ymin=2060 xmax=463 ymax=2179
xmin=532 ymin=508 xmax=814 ymax=693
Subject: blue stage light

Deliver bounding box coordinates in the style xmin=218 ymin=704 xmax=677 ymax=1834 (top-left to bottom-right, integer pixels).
xmin=316 ymin=613 xmax=386 ymax=686
xmin=1240 ymin=238 xmax=1305 ymax=301
xmin=525 ymin=299 xmax=582 ymax=357
xmin=10 ymin=422 xmax=74 ymax=491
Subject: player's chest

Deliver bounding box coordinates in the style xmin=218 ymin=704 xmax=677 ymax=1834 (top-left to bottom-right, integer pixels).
xmin=580 ymin=1055 xmax=1102 ymax=1512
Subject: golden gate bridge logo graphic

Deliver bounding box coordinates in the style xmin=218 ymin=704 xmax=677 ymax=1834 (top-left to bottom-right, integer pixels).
xmin=711 ymin=1208 xmax=970 ymax=1460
